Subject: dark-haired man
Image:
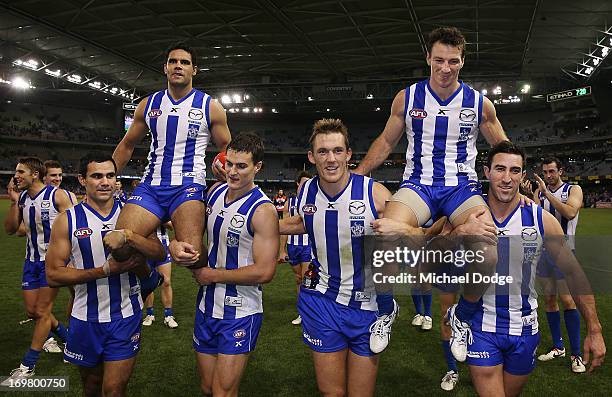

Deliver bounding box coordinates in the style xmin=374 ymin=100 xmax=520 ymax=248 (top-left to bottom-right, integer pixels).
xmin=111 ymin=42 xmax=231 ymax=271
xmin=355 ymin=26 xmax=508 ymax=362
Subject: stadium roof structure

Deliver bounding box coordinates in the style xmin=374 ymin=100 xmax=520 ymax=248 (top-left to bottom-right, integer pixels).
xmin=1 ymin=0 xmax=612 ymax=107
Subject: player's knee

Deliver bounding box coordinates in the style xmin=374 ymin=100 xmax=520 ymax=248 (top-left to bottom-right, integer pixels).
xmin=162 ymin=277 xmax=171 ymax=288
xmin=318 ymin=386 xmax=345 ymax=397
xmin=82 ymin=377 xmax=102 ymax=397
xmin=544 ymin=295 xmax=559 ymax=311
xmin=559 ymin=295 xmax=576 ymax=310
xmin=102 ymin=379 xmax=127 ymax=397
xmin=33 ymin=304 xmax=51 ymax=320
xmin=294 ymin=272 xmax=303 ymax=285
xmin=200 ymin=379 xmax=212 ymax=396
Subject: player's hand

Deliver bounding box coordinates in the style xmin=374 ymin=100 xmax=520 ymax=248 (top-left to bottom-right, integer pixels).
xmin=7 ymin=178 xmax=20 ymax=202
xmin=453 ymin=208 xmax=497 ymax=245
xmin=108 ymin=255 xmax=141 ymax=274
xmin=212 ymin=160 xmax=227 ymax=182
xmin=169 ymin=240 xmax=200 ymax=265
xmin=583 ymin=330 xmax=606 ymax=373
xmin=191 ymin=266 xmax=215 ymax=285
xmin=371 ymin=218 xmax=423 ymax=236
xmin=521 ymin=179 xmax=533 ymax=196
xmin=103 ymin=230 xmax=128 ymax=250
xmin=519 ymin=194 xmax=534 ymax=207
xmin=534 ymin=174 xmax=547 ymax=193
xmin=277 ymin=251 xmax=288 ymax=264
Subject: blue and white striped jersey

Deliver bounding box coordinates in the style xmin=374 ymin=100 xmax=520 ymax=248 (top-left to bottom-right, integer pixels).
xmin=67 ymin=201 xmax=143 ymax=323
xmin=142 ymin=88 xmax=212 ymax=186
xmin=538 ymin=183 xmax=578 ymax=249
xmin=19 ymin=185 xmax=60 ymax=262
xmin=288 ymin=196 xmax=309 ymax=246
xmin=403 ymin=79 xmax=483 ymax=186
xmin=472 ymin=204 xmax=544 ymax=336
xmin=297 ymin=174 xmax=379 ymax=311
xmin=197 ymin=183 xmax=271 ymax=319
xmin=157 ymin=224 xmax=169 ymax=246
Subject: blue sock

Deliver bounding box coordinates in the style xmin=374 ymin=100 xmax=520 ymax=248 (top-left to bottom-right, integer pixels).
xmin=546 ymin=311 xmax=564 ymax=349
xmin=423 ymin=290 xmax=432 ymax=317
xmin=442 ymin=340 xmax=457 ymax=372
xmin=52 ymin=322 xmax=68 ymax=343
xmin=164 ymin=308 xmax=173 ymax=317
xmin=146 ymin=307 xmax=154 ymax=316
xmin=455 ymin=296 xmax=479 ymax=323
xmin=22 ymin=348 xmax=41 ymax=369
xmin=564 ymin=309 xmax=581 ymax=356
xmin=411 ymin=288 xmax=423 ymax=315
xmin=47 ymin=331 xmax=54 ymax=339
xmin=376 ymin=294 xmax=394 ymax=315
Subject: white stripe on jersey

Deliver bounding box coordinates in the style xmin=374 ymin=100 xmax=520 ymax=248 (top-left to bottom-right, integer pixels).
xmin=198 ymin=184 xmax=271 ymax=319
xmin=67 ymin=201 xmax=143 ymax=323
xmin=539 ymin=183 xmax=578 ymax=249
xmin=142 ymin=89 xmax=211 ymax=186
xmin=403 ymin=79 xmax=482 ymax=186
xmin=288 ymin=196 xmax=308 ymax=246
xmin=19 ymin=185 xmax=60 ymax=261
xmin=297 ymin=174 xmax=378 ymax=311
xmin=475 ymin=204 xmax=543 ymax=336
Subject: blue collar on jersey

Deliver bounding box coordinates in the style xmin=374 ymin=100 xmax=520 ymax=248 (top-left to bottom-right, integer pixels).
xmin=316 ymin=173 xmax=355 ymax=202
xmin=165 ymin=88 xmax=195 ymax=105
xmin=224 ymin=185 xmax=259 ymax=208
xmin=81 ymin=200 xmax=120 ymax=222
xmin=425 ymin=79 xmax=464 ymax=107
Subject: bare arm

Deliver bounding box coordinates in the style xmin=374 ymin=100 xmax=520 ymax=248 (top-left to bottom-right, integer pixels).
xmin=54 ymin=188 xmax=73 ymax=212
xmin=104 ymin=229 xmax=166 ymax=262
xmin=209 ymin=100 xmax=232 ymax=180
xmin=4 ymin=180 xmax=22 ymax=235
xmin=113 ymin=98 xmax=149 ymax=173
xmin=278 ymin=200 xmax=289 ymax=259
xmin=354 ymin=90 xmax=406 ymax=175
xmin=279 ymin=215 xmax=306 ymax=235
xmin=479 ymin=96 xmax=508 ymax=146
xmin=536 ymin=177 xmax=582 ymax=220
xmin=194 ymin=203 xmax=279 ymax=285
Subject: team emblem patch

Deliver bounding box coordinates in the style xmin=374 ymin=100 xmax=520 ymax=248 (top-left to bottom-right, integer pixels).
xmin=350 ymin=223 xmax=365 ymax=237
xmin=74 ymin=227 xmax=93 ymax=239
xmin=148 ymin=109 xmax=162 ymax=118
xmin=187 ymin=123 xmax=200 ymax=139
xmin=302 ymin=204 xmax=317 ymax=215
xmin=409 ymin=109 xmax=427 ymax=119
xmin=227 ymin=234 xmax=239 ymax=247
xmin=459 ymin=108 xmax=476 ymax=122
xmin=233 ymin=329 xmax=246 ymax=339
xmin=348 ymin=200 xmax=366 ymax=215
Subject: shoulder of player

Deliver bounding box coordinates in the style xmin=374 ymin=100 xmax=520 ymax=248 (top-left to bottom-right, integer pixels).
xmin=568 ymin=183 xmax=583 ymax=195
xmin=52 ymin=211 xmax=69 ymax=233
xmin=371 ymin=180 xmax=391 ymax=199
xmin=250 ymin=202 xmax=278 ymax=229
xmin=541 ymin=208 xmax=563 ymax=235
xmin=480 ymin=96 xmax=496 ymax=120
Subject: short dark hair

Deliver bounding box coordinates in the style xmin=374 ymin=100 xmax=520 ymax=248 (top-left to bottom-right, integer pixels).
xmin=309 ymin=118 xmax=350 ymax=151
xmin=227 ymin=132 xmax=264 ymax=164
xmin=296 ymin=170 xmax=312 ymax=184
xmin=18 ymin=157 xmax=45 ymax=181
xmin=427 ymin=27 xmax=466 ymax=58
xmin=44 ymin=160 xmax=62 ymax=174
xmin=79 ymin=152 xmax=117 ymax=177
xmin=486 ymin=141 xmax=526 ymax=169
xmin=542 ymin=156 xmax=563 ymax=170
xmin=164 ymin=42 xmax=197 ymax=66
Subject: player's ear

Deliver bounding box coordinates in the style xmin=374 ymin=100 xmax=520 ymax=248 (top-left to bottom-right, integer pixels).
xmin=426 ymin=52 xmax=431 ymax=66
xmin=193 ymin=65 xmax=198 ymax=76
xmin=163 ymin=63 xmax=168 ymax=74
xmin=346 ymin=147 xmax=352 ymax=162
xmin=307 ymin=151 xmax=316 ymax=165
xmin=484 ymin=166 xmax=491 ymax=180
xmin=254 ymin=161 xmax=262 ymax=173
xmin=77 ymin=175 xmax=86 ymax=187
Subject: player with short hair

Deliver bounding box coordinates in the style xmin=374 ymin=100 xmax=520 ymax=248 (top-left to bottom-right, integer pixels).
xmin=3 ymin=157 xmax=73 ymax=382
xmin=279 ymin=119 xmax=400 ymax=397
xmin=44 ymin=160 xmax=78 ymax=204
xmin=43 ymin=153 xmax=166 ymax=397
xmin=278 ymin=170 xmax=313 ymax=325
xmin=170 ymin=132 xmax=279 ymax=397
xmin=354 ymin=26 xmax=508 ymax=362
xmin=531 ymin=157 xmax=586 ymax=372
xmin=467 ymin=141 xmax=605 ymax=396
xmin=111 ymin=41 xmax=231 ymax=272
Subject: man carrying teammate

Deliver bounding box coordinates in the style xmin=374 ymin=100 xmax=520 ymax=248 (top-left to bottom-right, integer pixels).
xmin=280 ymin=119 xmax=399 ymax=397
xmin=110 ymin=42 xmax=231 ymax=271
xmin=44 ymin=153 xmax=166 ymax=397
xmin=170 ymin=133 xmax=279 ymax=397
xmin=532 ymin=157 xmax=586 ymax=372
xmin=466 ymin=141 xmax=605 ymax=396
xmin=3 ymin=157 xmax=72 ymax=382
xmin=354 ymin=26 xmax=508 ymax=362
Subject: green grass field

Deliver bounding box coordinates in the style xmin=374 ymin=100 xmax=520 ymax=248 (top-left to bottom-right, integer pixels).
xmin=0 ymin=202 xmax=611 ymax=396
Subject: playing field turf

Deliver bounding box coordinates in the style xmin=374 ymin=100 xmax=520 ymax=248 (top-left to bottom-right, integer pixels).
xmin=0 ymin=201 xmax=610 ymax=396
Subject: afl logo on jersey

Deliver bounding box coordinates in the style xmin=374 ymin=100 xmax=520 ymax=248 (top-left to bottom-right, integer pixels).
xmin=233 ymin=329 xmax=246 ymax=339
xmin=459 ymin=109 xmax=476 ymax=122
xmin=189 ymin=108 xmax=204 ymax=120
xmin=74 ymin=227 xmax=93 ymax=239
xmin=302 ymin=204 xmax=317 ymax=215
xmin=409 ymin=109 xmax=427 ymax=119
xmin=148 ymin=109 xmax=162 ymax=118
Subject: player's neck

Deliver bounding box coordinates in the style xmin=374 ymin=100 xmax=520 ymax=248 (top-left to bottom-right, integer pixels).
xmin=27 ymin=181 xmax=46 ymax=197
xmin=226 ymin=182 xmax=256 ymax=203
xmin=167 ymin=84 xmax=193 ymax=101
xmin=488 ymin=194 xmax=521 ymax=223
xmin=428 ymin=79 xmax=461 ymax=101
xmin=319 ymin=171 xmax=351 ymax=198
xmin=548 ymin=180 xmax=563 ymax=191
xmin=85 ymin=197 xmax=115 ymax=216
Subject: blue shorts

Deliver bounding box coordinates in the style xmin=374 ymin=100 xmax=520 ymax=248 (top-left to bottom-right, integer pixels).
xmin=467 ymin=330 xmax=540 ymax=375
xmin=298 ymin=290 xmax=378 ymax=356
xmin=22 ymin=260 xmax=48 ymax=290
xmin=536 ymin=249 xmax=575 ymax=280
xmin=193 ymin=310 xmax=263 ymax=355
xmin=64 ymin=315 xmax=142 ymax=368
xmin=147 ymin=240 xmax=171 ymax=269
xmin=399 ymin=180 xmax=482 ymax=221
xmin=287 ymin=244 xmax=312 ymax=266
xmin=127 ymin=183 xmax=206 ymax=222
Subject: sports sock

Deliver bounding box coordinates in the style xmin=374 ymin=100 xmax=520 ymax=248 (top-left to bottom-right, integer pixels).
xmin=164 ymin=308 xmax=173 ymax=317
xmin=563 ymin=309 xmax=581 ymax=356
xmin=454 ymin=295 xmax=479 ymax=323
xmin=146 ymin=307 xmax=154 ymax=316
xmin=22 ymin=348 xmax=41 ymax=370
xmin=52 ymin=322 xmax=68 ymax=342
xmin=423 ymin=290 xmax=432 ymax=317
xmin=376 ymin=294 xmax=394 ymax=315
xmin=442 ymin=340 xmax=457 ymax=372
xmin=411 ymin=288 xmax=423 ymax=315
xmin=546 ymin=310 xmax=564 ymax=349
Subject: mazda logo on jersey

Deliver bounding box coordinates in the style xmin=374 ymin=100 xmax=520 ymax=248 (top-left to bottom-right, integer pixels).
xmin=348 ymin=201 xmax=366 ymax=215
xmin=189 ymin=108 xmax=204 ymax=120
xmin=409 ymin=109 xmax=427 ymax=119
xmin=302 ymin=204 xmax=317 ymax=215
xmin=230 ymin=215 xmax=246 ymax=228
xmin=74 ymin=227 xmax=93 ymax=239
xmin=521 ymin=227 xmax=538 ymax=241
xmin=459 ymin=109 xmax=476 ymax=122
xmin=148 ymin=109 xmax=162 ymax=118
xmin=41 ymin=200 xmax=50 ymax=209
